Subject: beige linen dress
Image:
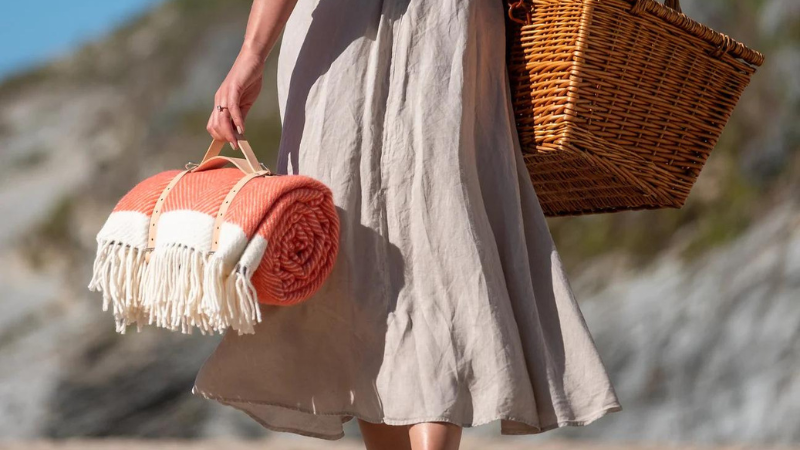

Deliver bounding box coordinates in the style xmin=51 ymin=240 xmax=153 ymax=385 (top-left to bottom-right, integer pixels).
xmin=192 ymin=0 xmax=623 ymax=440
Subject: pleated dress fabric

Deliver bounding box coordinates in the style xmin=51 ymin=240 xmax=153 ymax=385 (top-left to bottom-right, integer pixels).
xmin=192 ymin=0 xmax=623 ymax=440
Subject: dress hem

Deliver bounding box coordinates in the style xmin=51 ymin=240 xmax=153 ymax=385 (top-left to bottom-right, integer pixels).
xmin=192 ymin=385 xmax=623 ymax=441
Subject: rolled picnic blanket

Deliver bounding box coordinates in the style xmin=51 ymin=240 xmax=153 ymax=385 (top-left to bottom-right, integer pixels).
xmin=87 ymin=140 xmax=340 ymax=336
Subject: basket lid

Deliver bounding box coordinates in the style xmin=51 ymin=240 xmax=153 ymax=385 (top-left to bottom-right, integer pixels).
xmin=629 ymin=0 xmax=765 ymax=66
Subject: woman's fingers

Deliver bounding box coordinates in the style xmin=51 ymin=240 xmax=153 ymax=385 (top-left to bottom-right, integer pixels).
xmin=208 ymin=65 xmax=259 ymax=148
xmin=206 ymin=109 xmax=231 ymax=145
xmin=206 ymin=112 xmax=225 ymax=142
xmin=215 ymin=108 xmax=239 ymax=150
xmin=208 ymin=89 xmax=240 ymax=149
xmin=227 ymin=91 xmax=246 ymax=136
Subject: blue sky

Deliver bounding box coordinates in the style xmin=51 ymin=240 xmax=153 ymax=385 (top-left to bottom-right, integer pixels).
xmin=0 ymin=0 xmax=164 ymax=81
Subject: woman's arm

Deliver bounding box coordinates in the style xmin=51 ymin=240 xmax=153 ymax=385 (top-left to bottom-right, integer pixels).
xmin=207 ymin=0 xmax=299 ymax=149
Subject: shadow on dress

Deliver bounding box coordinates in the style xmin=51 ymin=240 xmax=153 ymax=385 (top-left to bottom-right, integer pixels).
xmin=277 ymin=0 xmax=411 ymax=175
xmin=273 ymin=0 xmax=412 ymax=419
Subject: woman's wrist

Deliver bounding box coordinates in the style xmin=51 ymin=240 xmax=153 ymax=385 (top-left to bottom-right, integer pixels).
xmin=240 ymin=41 xmax=270 ymax=65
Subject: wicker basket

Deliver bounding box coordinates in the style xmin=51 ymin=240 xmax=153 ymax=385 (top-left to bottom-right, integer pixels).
xmin=504 ymin=0 xmax=765 ymax=216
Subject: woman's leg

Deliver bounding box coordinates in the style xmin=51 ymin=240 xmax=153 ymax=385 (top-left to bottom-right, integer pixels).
xmin=408 ymin=422 xmax=463 ymax=450
xmin=357 ymin=419 xmax=463 ymax=450
xmin=358 ymin=419 xmax=412 ymax=450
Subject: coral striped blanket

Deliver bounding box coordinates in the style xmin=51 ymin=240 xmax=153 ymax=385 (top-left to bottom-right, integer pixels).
xmin=88 ymin=166 xmax=340 ymax=336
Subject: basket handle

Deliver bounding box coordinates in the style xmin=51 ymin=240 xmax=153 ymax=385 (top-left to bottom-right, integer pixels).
xmin=664 ymin=0 xmax=681 ymax=12
xmin=630 ymin=0 xmax=682 ymax=15
xmin=190 ymin=139 xmax=267 ymax=174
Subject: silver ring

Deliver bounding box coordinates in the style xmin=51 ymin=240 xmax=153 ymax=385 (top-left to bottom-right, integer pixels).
xmin=216 ymin=105 xmax=228 ymax=112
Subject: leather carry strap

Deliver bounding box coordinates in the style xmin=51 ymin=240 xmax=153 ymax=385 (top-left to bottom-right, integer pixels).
xmin=145 ymin=169 xmax=191 ymax=261
xmin=211 ymin=170 xmax=271 ymax=253
xmin=193 ymin=139 xmax=265 ymax=174
xmin=144 ymin=140 xmax=274 ymax=261
xmin=144 ymin=169 xmax=271 ymax=258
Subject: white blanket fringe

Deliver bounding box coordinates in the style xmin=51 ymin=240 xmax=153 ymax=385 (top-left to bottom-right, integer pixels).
xmin=88 ymin=239 xmax=262 ymax=335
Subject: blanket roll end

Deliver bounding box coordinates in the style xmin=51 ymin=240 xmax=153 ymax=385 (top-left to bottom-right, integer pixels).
xmin=250 ymin=184 xmax=341 ymax=306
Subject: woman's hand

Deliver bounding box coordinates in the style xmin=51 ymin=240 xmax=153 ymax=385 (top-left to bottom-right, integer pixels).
xmin=206 ymin=0 xmax=298 ymax=149
xmin=207 ymin=49 xmax=264 ymax=150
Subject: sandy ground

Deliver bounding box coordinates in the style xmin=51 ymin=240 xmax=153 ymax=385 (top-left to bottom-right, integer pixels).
xmin=1 ymin=439 xmax=797 ymax=450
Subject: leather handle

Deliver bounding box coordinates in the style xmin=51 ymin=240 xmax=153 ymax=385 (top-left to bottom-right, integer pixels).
xmin=144 ymin=140 xmax=273 ymax=260
xmin=192 ymin=139 xmax=263 ymax=174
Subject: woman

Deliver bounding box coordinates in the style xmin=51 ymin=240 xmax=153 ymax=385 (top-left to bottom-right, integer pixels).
xmin=196 ymin=0 xmax=623 ymax=448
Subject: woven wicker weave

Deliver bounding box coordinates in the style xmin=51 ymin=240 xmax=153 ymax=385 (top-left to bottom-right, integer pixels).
xmin=504 ymin=0 xmax=765 ymax=216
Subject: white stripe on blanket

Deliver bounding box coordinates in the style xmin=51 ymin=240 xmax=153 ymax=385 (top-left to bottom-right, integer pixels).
xmin=89 ymin=210 xmax=267 ymax=336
